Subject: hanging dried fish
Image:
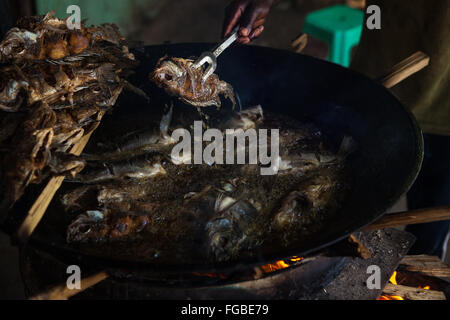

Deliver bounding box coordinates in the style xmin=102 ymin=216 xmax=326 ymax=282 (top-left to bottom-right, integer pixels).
xmin=1 ymin=102 xmax=55 ymax=211
xmin=0 ymin=12 xmax=138 ymax=215
xmin=0 ymin=12 xmax=132 ymax=63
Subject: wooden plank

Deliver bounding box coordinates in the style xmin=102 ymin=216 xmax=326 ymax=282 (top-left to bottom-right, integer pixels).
xmin=383 ymin=283 xmax=446 ymax=300
xmin=29 ymin=271 xmax=109 ymax=300
xmin=378 ymin=51 xmax=430 ymax=89
xmin=364 ymin=206 xmax=450 ymax=231
xmin=399 ymin=255 xmax=450 ymax=278
xmin=16 ymin=111 xmax=105 ymax=243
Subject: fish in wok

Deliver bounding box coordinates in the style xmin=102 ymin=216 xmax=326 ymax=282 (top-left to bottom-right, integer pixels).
xmin=55 ymin=105 xmax=354 ymax=264
xmin=151 ymin=56 xmax=235 ymax=109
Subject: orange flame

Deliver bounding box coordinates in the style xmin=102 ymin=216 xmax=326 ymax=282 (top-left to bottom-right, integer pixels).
xmin=290 ymin=256 xmax=304 ymax=262
xmin=191 ymin=256 xmax=305 ymax=279
xmin=378 ymin=271 xmax=432 ymax=300
xmin=192 ymin=272 xmax=228 ymax=279
xmin=377 ymin=295 xmax=405 ymax=300
xmin=260 ymin=260 xmax=290 ymax=273
xmin=260 ymin=256 xmax=305 ymax=273
xmin=389 ymin=271 xmax=399 ymax=285
xmin=377 ymin=271 xmax=405 ymax=300
xmin=419 ymin=286 xmax=430 ymax=290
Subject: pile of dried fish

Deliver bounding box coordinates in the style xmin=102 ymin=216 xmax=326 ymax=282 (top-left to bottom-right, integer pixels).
xmin=55 ymin=105 xmax=353 ymax=264
xmin=0 ymin=13 xmax=137 ymax=213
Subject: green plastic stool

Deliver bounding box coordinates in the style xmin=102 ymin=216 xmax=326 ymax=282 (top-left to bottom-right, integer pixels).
xmin=303 ymin=5 xmax=364 ymax=67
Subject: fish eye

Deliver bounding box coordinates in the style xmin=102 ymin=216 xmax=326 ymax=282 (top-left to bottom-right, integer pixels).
xmin=164 ymin=74 xmax=173 ymax=81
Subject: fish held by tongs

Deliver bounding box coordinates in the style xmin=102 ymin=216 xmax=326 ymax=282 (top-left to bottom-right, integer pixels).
xmin=150 ymin=30 xmax=238 ymax=109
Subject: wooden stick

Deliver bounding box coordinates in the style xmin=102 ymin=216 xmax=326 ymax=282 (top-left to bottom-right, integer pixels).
xmin=29 ymin=271 xmax=109 ymax=300
xmin=382 ymin=283 xmax=446 ymax=300
xmin=346 ymin=0 xmax=366 ymax=10
xmin=399 ymin=255 xmax=450 ymax=278
xmin=291 ymin=33 xmax=308 ymax=54
xmin=17 ymin=112 xmax=105 ymax=243
xmin=378 ymin=51 xmax=430 ymax=89
xmin=363 ymin=206 xmax=450 ymax=231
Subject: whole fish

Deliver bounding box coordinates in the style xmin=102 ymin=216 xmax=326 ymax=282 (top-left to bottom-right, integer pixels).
xmin=73 ymin=155 xmax=167 ymax=184
xmin=206 ymin=194 xmax=263 ymax=262
xmin=151 ymin=56 xmax=235 ymax=109
xmin=67 ymin=210 xmax=151 ymax=243
xmin=83 ymin=107 xmax=176 ymax=162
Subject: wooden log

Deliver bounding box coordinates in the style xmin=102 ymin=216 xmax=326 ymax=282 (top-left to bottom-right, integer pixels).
xmin=16 ymin=111 xmax=105 ymax=243
xmin=378 ymin=51 xmax=430 ymax=89
xmin=326 ymin=233 xmax=372 ymax=259
xmin=399 ymin=255 xmax=450 ymax=278
xmin=363 ymin=206 xmax=450 ymax=231
xmin=382 ymin=283 xmax=446 ymax=300
xmin=396 ymin=270 xmax=450 ymax=293
xmin=29 ymin=271 xmax=109 ymax=300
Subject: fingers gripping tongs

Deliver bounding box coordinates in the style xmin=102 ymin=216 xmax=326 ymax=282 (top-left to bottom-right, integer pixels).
xmin=192 ymin=28 xmax=239 ymax=82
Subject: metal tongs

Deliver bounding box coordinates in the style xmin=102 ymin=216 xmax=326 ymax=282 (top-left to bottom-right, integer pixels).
xmin=192 ymin=28 xmax=239 ymax=82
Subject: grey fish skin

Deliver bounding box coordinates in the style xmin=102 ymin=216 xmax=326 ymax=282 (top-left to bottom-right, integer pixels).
xmin=220 ymin=105 xmax=264 ymax=131
xmin=84 ymin=107 xmax=175 ymax=162
xmin=60 ymin=182 xmax=153 ymax=214
xmin=67 ymin=210 xmax=150 ymax=244
xmin=73 ymin=156 xmax=167 ymax=184
xmin=206 ymin=197 xmax=261 ymax=262
xmin=271 ymin=173 xmax=337 ymax=236
xmin=83 ymin=130 xmax=163 ymax=162
xmin=0 ymin=79 xmax=29 ymax=112
xmin=276 ymin=135 xmax=356 ymax=175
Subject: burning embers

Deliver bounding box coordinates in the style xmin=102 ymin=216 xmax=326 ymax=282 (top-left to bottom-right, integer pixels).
xmin=378 ymin=272 xmax=405 ymax=300
xmin=192 ymin=256 xmax=306 ymax=282
xmin=259 ymin=256 xmax=305 ymax=274
xmin=378 ymin=270 xmax=439 ymax=300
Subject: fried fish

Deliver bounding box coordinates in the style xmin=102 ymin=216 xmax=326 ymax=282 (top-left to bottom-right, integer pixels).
xmin=151 ymin=56 xmax=235 ymax=109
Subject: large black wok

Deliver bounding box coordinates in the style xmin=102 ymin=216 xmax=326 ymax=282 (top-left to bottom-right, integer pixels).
xmin=29 ymin=44 xmax=423 ymax=273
